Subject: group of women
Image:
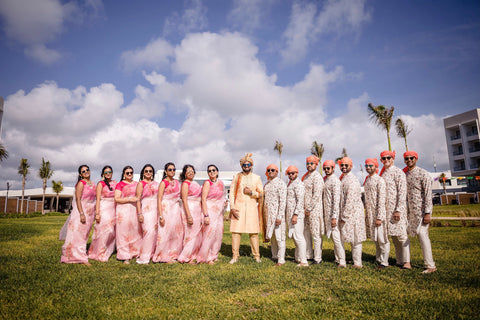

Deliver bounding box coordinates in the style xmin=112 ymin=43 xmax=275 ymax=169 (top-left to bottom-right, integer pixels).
xmin=60 ymin=162 xmax=227 ymax=266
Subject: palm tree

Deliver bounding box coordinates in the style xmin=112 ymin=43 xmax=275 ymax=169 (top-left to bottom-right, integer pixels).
xmin=51 ymin=180 xmax=64 ymax=213
xmin=38 ymin=158 xmax=53 ymax=215
xmin=18 ymin=158 xmax=30 ymax=214
xmin=311 ymin=141 xmax=324 ymax=173
xmin=0 ymin=143 xmax=8 ymax=161
xmin=439 ymin=173 xmax=447 ymax=194
xmin=395 ymin=117 xmax=412 ymax=151
xmin=368 ymin=103 xmax=395 ymax=151
xmin=335 ymin=147 xmax=348 ymax=164
xmin=273 ymin=140 xmax=284 ymax=176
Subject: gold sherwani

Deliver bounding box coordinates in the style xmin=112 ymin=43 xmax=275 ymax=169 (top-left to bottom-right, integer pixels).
xmin=229 ymin=172 xmax=263 ymax=234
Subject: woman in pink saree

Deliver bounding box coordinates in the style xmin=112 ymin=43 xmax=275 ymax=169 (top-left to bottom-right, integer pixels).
xmin=115 ymin=166 xmax=141 ymax=264
xmin=197 ymin=164 xmax=226 ymax=264
xmin=88 ymin=165 xmax=117 ymax=262
xmin=135 ymin=164 xmax=159 ymax=264
xmin=153 ymin=162 xmax=184 ymax=263
xmin=61 ymin=165 xmax=96 ymax=265
xmin=178 ymin=165 xmax=203 ymax=264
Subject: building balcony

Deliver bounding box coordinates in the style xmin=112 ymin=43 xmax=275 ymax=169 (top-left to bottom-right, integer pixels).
xmin=470 ymin=164 xmax=480 ymax=170
xmin=453 ymin=150 xmax=464 ymax=156
xmin=469 ymin=146 xmax=480 ymax=153
xmin=450 ymin=135 xmax=461 ymax=141
xmin=453 ymin=166 xmax=466 ymax=172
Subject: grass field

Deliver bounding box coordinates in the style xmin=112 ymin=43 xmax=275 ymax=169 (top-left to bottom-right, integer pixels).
xmin=0 ymin=216 xmax=479 ymax=319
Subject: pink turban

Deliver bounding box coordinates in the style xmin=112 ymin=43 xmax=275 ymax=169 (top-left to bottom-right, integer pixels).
xmin=323 ymin=160 xmax=335 ymax=168
xmin=240 ymin=153 xmax=254 ymax=165
xmin=404 ymin=151 xmax=418 ymax=159
xmin=380 ymin=150 xmax=396 ymax=159
xmin=265 ymin=164 xmax=278 ymax=178
xmin=285 ymin=165 xmax=299 ymax=175
xmin=340 ymin=157 xmax=353 ymax=166
xmin=306 ymin=155 xmax=319 ymax=165
xmin=365 ymin=158 xmax=379 ymax=168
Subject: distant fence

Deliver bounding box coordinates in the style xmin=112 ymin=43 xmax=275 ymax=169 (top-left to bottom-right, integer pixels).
xmin=0 ymin=197 xmax=42 ymax=214
xmin=440 ymin=193 xmax=479 ymax=205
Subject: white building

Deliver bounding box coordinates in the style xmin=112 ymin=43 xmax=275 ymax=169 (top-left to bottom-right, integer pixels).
xmin=443 ymin=108 xmax=480 ymax=177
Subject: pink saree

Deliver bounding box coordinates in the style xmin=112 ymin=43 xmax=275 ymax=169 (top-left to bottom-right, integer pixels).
xmin=178 ymin=180 xmax=203 ymax=263
xmin=137 ymin=180 xmax=159 ymax=264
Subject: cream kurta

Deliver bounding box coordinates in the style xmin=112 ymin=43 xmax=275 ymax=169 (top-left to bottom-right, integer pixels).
xmin=264 ymin=177 xmax=287 ymax=240
xmin=339 ymin=172 xmax=366 ymax=243
xmin=303 ymin=170 xmax=324 ymax=235
xmin=229 ymin=172 xmax=263 ymax=234
xmin=286 ymin=178 xmax=305 ymax=236
xmin=405 ymin=166 xmax=433 ymax=236
xmin=381 ymin=166 xmax=408 ymax=236
xmin=323 ymin=174 xmax=341 ymax=238
xmin=364 ymin=174 xmax=387 ymax=240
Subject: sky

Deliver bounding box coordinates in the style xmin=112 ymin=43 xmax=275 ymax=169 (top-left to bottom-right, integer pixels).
xmin=0 ymin=0 xmax=479 ymax=189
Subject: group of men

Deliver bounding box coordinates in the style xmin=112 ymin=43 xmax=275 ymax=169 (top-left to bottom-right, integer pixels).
xmin=228 ymin=151 xmax=436 ymax=274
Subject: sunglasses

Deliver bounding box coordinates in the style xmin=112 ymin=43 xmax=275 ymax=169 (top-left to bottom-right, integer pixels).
xmin=242 ymin=163 xmax=252 ymax=168
xmin=144 ymin=170 xmax=153 ymax=173
xmin=208 ymin=169 xmax=217 ymax=173
xmin=267 ymin=169 xmax=277 ymax=173
xmin=287 ymin=172 xmax=297 ymax=175
xmin=186 ymin=171 xmax=195 ymax=174
xmin=365 ymin=164 xmax=374 ymax=168
xmin=103 ymin=170 xmax=112 ymax=174
xmin=125 ymin=171 xmax=133 ymax=175
xmin=306 ymin=162 xmax=315 ymax=165
xmin=81 ymin=168 xmax=90 ymax=174
xmin=381 ymin=156 xmax=392 ymax=161
xmin=404 ymin=157 xmax=416 ymax=161
xmin=340 ymin=164 xmax=349 ymax=168
xmin=167 ymin=168 xmax=176 ymax=172
xmin=323 ymin=167 xmax=332 ymax=170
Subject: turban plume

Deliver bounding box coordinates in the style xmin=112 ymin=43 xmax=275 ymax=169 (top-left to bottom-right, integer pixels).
xmin=240 ymin=153 xmax=254 ymax=166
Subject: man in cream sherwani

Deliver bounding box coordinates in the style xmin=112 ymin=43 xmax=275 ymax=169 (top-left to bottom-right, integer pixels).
xmin=229 ymin=153 xmax=264 ymax=264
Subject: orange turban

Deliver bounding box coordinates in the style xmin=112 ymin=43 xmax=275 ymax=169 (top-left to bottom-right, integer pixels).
xmin=365 ymin=158 xmax=379 ymax=168
xmin=285 ymin=165 xmax=299 ymax=175
xmin=306 ymin=155 xmax=319 ymax=164
xmin=240 ymin=153 xmax=254 ymax=165
xmin=340 ymin=157 xmax=353 ymax=166
xmin=404 ymin=151 xmax=418 ymax=159
xmin=380 ymin=150 xmax=396 ymax=159
xmin=323 ymin=160 xmax=335 ymax=168
xmin=265 ymin=164 xmax=278 ymax=177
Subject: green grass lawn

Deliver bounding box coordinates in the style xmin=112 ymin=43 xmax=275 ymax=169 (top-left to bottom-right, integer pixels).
xmin=0 ymin=216 xmax=479 ymax=319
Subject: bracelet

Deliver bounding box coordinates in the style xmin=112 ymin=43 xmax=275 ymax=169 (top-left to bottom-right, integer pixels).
xmin=204 ymin=215 xmax=209 ymax=217
xmin=159 ymin=216 xmax=164 ymax=220
xmin=138 ymin=212 xmax=143 ymax=216
xmin=80 ymin=212 xmax=85 ymax=215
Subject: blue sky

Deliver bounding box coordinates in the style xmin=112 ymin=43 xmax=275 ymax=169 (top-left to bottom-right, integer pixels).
xmin=0 ymin=0 xmax=479 ymax=188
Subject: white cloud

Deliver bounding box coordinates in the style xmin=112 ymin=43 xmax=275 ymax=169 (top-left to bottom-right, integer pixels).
xmin=228 ymin=0 xmax=274 ymax=34
xmin=281 ymin=0 xmax=371 ymax=65
xmin=0 ymin=0 xmax=103 ymax=64
xmin=163 ymin=0 xmax=208 ymax=36
xmin=120 ymin=38 xmax=174 ymax=72
xmin=0 ymin=31 xmax=449 ymax=190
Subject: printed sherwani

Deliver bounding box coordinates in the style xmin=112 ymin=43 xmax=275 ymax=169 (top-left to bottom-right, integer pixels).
xmin=286 ymin=178 xmax=307 ymax=264
xmin=405 ymin=166 xmax=436 ymax=269
xmin=381 ymin=165 xmax=410 ymax=265
xmin=303 ymin=170 xmax=324 ymax=262
xmin=264 ymin=177 xmax=287 ymax=264
xmin=323 ymin=174 xmax=345 ymax=265
xmin=364 ymin=173 xmax=390 ymax=266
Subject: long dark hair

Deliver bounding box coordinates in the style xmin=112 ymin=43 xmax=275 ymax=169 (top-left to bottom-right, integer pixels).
xmin=140 ymin=164 xmax=155 ymax=181
xmin=180 ymin=164 xmax=195 ymax=182
xmin=101 ymin=165 xmax=113 ymax=191
xmin=207 ymin=164 xmax=219 ymax=180
xmin=162 ymin=162 xmax=176 ymax=180
xmin=120 ymin=165 xmax=134 ymax=182
xmin=77 ymin=165 xmax=89 ymax=182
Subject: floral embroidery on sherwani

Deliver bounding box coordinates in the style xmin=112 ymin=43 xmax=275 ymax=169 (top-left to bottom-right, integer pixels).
xmin=381 ymin=166 xmax=408 ymax=236
xmin=263 ymin=177 xmax=287 ymax=240
xmin=286 ymin=178 xmax=305 ymax=237
xmin=339 ymin=172 xmax=366 ymax=243
xmin=323 ymin=175 xmax=341 ymax=238
xmin=405 ymin=166 xmax=433 ymax=236
xmin=303 ymin=170 xmax=325 ymax=235
xmin=364 ymin=174 xmax=387 ymax=240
